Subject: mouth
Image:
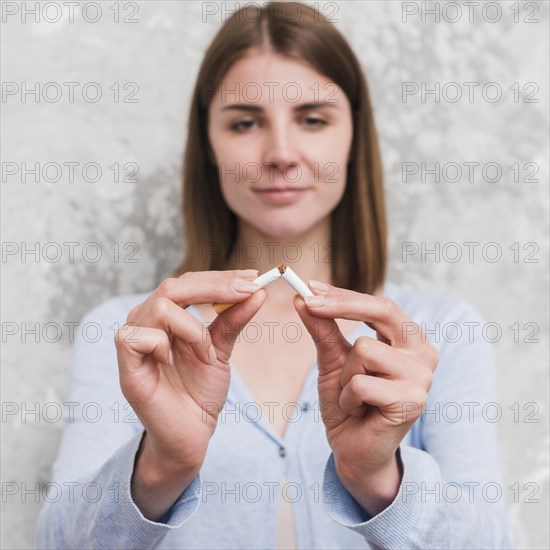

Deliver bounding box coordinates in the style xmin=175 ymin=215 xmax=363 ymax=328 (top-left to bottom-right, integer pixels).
xmin=252 ymin=186 xmax=306 ymax=192
xmin=251 ymin=187 xmax=311 ymax=205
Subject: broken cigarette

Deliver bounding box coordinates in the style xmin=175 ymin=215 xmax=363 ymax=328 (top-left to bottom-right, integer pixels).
xmin=279 ymin=265 xmax=314 ymax=299
xmin=250 ymin=266 xmax=282 ymax=288
xmin=212 ymin=264 xmax=314 ymax=314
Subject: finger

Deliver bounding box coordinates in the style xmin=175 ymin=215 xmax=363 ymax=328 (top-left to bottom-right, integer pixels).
xmin=115 ymin=325 xmax=171 ymax=375
xmin=212 ymin=267 xmax=281 ymax=313
xmin=303 ymin=283 xmax=424 ymax=351
xmin=293 ymin=294 xmax=351 ymax=374
xmin=340 ymin=336 xmax=424 ymax=388
xmin=208 ymin=288 xmax=268 ymax=364
xmin=365 ymin=321 xmax=391 ymax=345
xmin=151 ymin=270 xmax=261 ymax=308
xmin=339 ymin=374 xmax=400 ymax=415
xmin=340 ymin=374 xmax=428 ymax=423
xmin=136 ymin=297 xmax=220 ymax=365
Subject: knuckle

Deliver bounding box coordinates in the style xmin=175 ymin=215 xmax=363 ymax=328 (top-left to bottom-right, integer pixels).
xmin=158 ymin=277 xmax=177 ymax=296
xmin=405 ymin=388 xmax=428 ymax=416
xmin=349 ymin=374 xmax=365 ymax=393
xmin=151 ymin=297 xmax=171 ymax=318
xmin=114 ymin=328 xmax=122 ymax=346
xmin=421 ymin=368 xmax=433 ymax=390
xmin=354 ymin=335 xmax=371 ymax=354
xmin=380 ymin=296 xmax=397 ymax=313
xmin=114 ymin=323 xmax=133 ymax=348
xmin=416 ymin=389 xmax=429 ymax=407
xmin=126 ymin=304 xmax=141 ymax=322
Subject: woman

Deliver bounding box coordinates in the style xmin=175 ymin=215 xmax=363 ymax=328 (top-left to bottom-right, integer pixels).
xmin=36 ymin=2 xmax=515 ymax=548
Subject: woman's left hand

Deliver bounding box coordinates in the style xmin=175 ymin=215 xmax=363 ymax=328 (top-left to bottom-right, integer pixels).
xmin=293 ymin=282 xmax=439 ymax=516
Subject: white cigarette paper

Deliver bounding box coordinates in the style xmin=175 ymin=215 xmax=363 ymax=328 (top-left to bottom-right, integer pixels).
xmin=212 ymin=264 xmax=313 ymax=314
xmin=280 ymin=265 xmax=314 ymax=298
xmin=252 ymin=266 xmax=282 ymax=287
xmin=212 ymin=267 xmax=282 ymax=314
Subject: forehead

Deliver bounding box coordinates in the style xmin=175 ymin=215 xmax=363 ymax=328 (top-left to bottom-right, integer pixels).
xmin=210 ymin=50 xmax=348 ymax=109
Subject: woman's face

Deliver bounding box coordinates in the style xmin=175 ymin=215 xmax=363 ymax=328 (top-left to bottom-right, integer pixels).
xmin=207 ymin=49 xmax=353 ymax=238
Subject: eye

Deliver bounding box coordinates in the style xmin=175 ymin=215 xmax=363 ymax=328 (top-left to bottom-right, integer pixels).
xmin=303 ymin=117 xmax=327 ymax=128
xmin=230 ymin=119 xmax=257 ymax=132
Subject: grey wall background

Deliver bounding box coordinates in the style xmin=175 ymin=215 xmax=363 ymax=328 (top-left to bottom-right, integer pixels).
xmin=1 ymin=0 xmax=548 ymax=548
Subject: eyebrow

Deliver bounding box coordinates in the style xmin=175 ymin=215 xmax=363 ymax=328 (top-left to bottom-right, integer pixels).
xmin=220 ymin=102 xmax=340 ymax=113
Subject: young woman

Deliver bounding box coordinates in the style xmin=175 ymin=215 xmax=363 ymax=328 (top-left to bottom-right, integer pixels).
xmin=37 ymin=2 xmax=515 ymax=548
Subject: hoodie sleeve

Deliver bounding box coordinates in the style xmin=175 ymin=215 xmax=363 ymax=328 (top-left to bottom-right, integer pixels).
xmin=35 ymin=297 xmax=203 ymax=549
xmin=321 ymin=300 xmax=516 ymax=549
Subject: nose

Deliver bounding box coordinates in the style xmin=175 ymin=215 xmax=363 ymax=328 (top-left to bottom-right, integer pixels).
xmin=262 ymin=120 xmax=299 ymax=178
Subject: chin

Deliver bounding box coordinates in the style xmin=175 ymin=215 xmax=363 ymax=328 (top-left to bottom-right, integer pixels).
xmin=253 ymin=219 xmax=316 ymax=239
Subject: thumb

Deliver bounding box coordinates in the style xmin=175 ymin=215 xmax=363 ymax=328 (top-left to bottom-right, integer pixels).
xmin=208 ymin=288 xmax=267 ymax=364
xmin=293 ymin=294 xmax=351 ymax=375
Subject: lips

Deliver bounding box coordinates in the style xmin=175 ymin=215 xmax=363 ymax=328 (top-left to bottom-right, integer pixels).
xmin=252 ymin=187 xmax=305 ymax=192
xmin=252 ymin=187 xmax=310 ymax=205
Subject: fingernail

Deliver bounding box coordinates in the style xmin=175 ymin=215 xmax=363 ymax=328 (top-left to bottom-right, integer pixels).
xmin=237 ymin=269 xmax=260 ymax=277
xmin=308 ymin=279 xmax=329 ymax=292
xmin=305 ymin=295 xmax=327 ymax=307
xmin=208 ymin=345 xmax=217 ymax=366
xmin=233 ymin=280 xmax=261 ymax=293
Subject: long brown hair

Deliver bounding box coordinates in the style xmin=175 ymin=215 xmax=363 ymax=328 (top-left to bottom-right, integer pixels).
xmin=173 ymin=1 xmax=387 ymax=295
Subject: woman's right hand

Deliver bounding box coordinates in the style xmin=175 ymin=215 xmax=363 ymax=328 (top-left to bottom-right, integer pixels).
xmin=114 ymin=269 xmax=266 ymax=477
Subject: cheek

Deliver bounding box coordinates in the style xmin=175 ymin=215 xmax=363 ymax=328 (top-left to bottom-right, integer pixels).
xmin=308 ymin=137 xmax=352 ymax=188
xmin=209 ymin=126 xmax=251 ymax=167
xmin=217 ymin=181 xmax=260 ymax=226
xmin=316 ymin=164 xmax=347 ymax=193
xmin=314 ymin=156 xmax=348 ymax=205
xmin=218 ymin=181 xmax=243 ymax=210
xmin=214 ymin=144 xmax=263 ymax=184
xmin=319 ymin=180 xmax=347 ymax=217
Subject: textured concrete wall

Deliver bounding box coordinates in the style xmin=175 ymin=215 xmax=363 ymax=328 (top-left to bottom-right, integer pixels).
xmin=2 ymin=1 xmax=548 ymax=548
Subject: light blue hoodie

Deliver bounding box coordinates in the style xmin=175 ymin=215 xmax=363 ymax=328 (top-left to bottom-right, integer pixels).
xmin=36 ymin=281 xmax=515 ymax=549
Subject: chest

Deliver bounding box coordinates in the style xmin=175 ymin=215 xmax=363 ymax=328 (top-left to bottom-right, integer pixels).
xmin=193 ymin=303 xmax=363 ymax=438
xmin=229 ymin=339 xmax=316 ymax=438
